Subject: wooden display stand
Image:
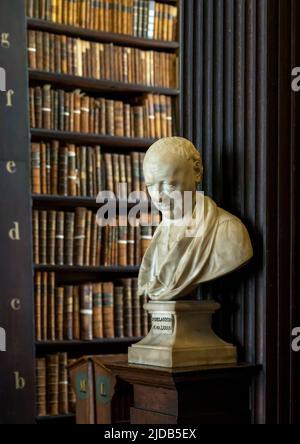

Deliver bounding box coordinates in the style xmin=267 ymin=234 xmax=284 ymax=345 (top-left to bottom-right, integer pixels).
xmin=68 ymin=354 xmax=133 ymax=424
xmin=106 ymin=362 xmax=259 ymax=424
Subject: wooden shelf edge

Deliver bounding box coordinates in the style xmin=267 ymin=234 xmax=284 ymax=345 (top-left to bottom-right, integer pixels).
xmin=27 ymin=18 xmax=179 ymax=50
xmin=29 ymin=70 xmax=180 ymax=96
xmin=31 ymin=195 xmax=151 ymax=211
xmin=36 ymin=414 xmax=75 ymax=422
xmin=30 ymin=129 xmax=157 ymax=147
xmin=36 ymin=338 xmax=142 ymax=347
xmin=34 ymin=265 xmax=140 ymax=273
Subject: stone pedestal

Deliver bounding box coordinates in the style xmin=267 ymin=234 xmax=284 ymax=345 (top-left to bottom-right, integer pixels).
xmin=128 ymin=301 xmax=237 ymax=368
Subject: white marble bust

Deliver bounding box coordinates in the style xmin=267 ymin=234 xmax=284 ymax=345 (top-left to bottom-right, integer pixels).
xmin=138 ymin=137 xmax=253 ymax=301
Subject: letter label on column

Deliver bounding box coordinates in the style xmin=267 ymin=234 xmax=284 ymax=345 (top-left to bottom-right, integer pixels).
xmin=6 ymin=89 xmax=14 ymax=107
xmin=0 ymin=67 xmax=6 ymax=92
xmin=1 ymin=33 xmax=10 ymax=48
xmin=11 ymin=299 xmax=21 ymax=311
xmin=9 ymin=222 xmax=20 ymax=240
xmin=0 ymin=327 xmax=6 ymax=352
xmin=14 ymin=372 xmax=26 ymax=390
xmin=6 ymin=161 xmax=16 ymax=174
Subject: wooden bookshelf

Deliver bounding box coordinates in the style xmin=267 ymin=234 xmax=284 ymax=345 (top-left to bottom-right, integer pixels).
xmin=34 ymin=265 xmax=140 ymax=274
xmin=0 ymin=0 xmax=182 ymax=424
xmin=29 ymin=70 xmax=180 ymax=96
xmin=27 ymin=18 xmax=180 ymax=50
xmin=31 ymin=129 xmax=157 ymax=148
xmin=31 ymin=195 xmax=149 ymax=209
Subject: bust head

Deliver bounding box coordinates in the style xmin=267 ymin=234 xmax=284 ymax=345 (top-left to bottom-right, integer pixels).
xmin=144 ymin=137 xmax=203 ymax=219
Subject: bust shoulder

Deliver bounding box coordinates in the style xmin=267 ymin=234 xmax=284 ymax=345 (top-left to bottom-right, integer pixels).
xmin=208 ymin=206 xmax=253 ymax=280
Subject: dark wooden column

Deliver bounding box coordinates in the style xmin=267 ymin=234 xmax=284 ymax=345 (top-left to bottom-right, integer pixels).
xmin=0 ymin=0 xmax=35 ymax=424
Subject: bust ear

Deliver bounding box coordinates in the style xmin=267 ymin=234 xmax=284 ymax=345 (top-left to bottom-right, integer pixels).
xmin=194 ymin=160 xmax=203 ymax=184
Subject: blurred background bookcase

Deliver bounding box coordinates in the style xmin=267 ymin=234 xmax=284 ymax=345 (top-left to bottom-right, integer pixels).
xmin=0 ymin=0 xmax=183 ymax=424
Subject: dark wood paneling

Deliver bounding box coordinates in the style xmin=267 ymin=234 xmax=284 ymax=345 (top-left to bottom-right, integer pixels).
xmin=291 ymin=0 xmax=300 ymax=424
xmin=181 ymin=0 xmax=300 ymax=424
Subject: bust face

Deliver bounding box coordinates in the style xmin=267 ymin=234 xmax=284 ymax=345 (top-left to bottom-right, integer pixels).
xmin=144 ymin=151 xmax=197 ymax=220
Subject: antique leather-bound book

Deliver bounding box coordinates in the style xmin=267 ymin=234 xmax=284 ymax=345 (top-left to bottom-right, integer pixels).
xmin=55 ymin=211 xmax=65 ymax=265
xmin=48 ymin=272 xmax=56 ymax=341
xmin=79 ymin=146 xmax=87 ymax=196
xmin=35 ymin=272 xmax=42 ymax=342
xmin=47 ymin=210 xmax=56 ymax=265
xmin=63 ymin=285 xmax=74 ymax=340
xmin=40 ymin=142 xmax=47 ymax=194
xmin=84 ymin=210 xmax=92 ymax=266
xmin=80 ymin=284 xmax=93 ymax=340
xmin=58 ymin=353 xmax=69 ymax=414
xmin=114 ymin=286 xmax=124 ymax=338
xmin=73 ymin=286 xmax=81 ymax=340
xmin=74 ymin=207 xmax=87 ymax=266
xmin=102 ymin=282 xmax=115 ymax=338
xmin=64 ymin=212 xmax=75 ymax=266
xmin=93 ymin=283 xmax=103 ymax=339
xmin=90 ymin=214 xmax=98 ymax=266
xmin=132 ymin=278 xmax=141 ymax=337
xmin=36 ymin=358 xmax=47 ymax=417
xmin=122 ymin=278 xmax=133 ymax=337
xmin=58 ymin=146 xmax=68 ymax=196
xmin=32 ymin=210 xmax=40 ymax=264
xmin=50 ymin=140 xmax=59 ymax=195
xmin=41 ymin=272 xmax=48 ymax=340
xmin=127 ymin=224 xmax=135 ymax=266
xmin=39 ymin=210 xmax=47 ymax=264
xmin=55 ymin=287 xmax=64 ymax=341
xmin=67 ymin=144 xmax=77 ymax=196
xmin=86 ymin=147 xmax=94 ymax=196
xmin=46 ymin=354 xmax=59 ymax=416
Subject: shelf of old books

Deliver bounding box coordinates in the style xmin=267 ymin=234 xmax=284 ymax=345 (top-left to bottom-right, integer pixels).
xmin=26 ymin=0 xmax=181 ymax=422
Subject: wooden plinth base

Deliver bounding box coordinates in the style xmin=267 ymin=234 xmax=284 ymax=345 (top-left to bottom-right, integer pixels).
xmin=106 ymin=362 xmax=259 ymax=424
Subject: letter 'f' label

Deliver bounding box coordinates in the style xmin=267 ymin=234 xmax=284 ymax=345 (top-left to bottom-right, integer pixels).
xmin=9 ymin=222 xmax=20 ymax=240
xmin=14 ymin=372 xmax=26 ymax=390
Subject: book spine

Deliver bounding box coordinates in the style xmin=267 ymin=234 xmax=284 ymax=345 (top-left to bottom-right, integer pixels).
xmin=132 ymin=278 xmax=141 ymax=337
xmin=36 ymin=358 xmax=47 ymax=417
xmin=46 ymin=354 xmax=59 ymax=416
xmin=64 ymin=212 xmax=75 ymax=266
xmin=63 ymin=286 xmax=73 ymax=340
xmin=84 ymin=210 xmax=92 ymax=266
xmin=102 ymin=282 xmax=115 ymax=338
xmin=47 ymin=211 xmax=56 ymax=265
xmin=40 ymin=210 xmax=47 ymax=264
xmin=33 ymin=210 xmax=40 ymax=264
xmin=114 ymin=286 xmax=124 ymax=338
xmin=55 ymin=287 xmax=64 ymax=341
xmin=55 ymin=211 xmax=65 ymax=265
xmin=67 ymin=144 xmax=77 ymax=196
xmin=48 ymin=272 xmax=56 ymax=340
xmin=35 ymin=272 xmax=42 ymax=341
xmin=58 ymin=353 xmax=69 ymax=414
xmin=50 ymin=140 xmax=59 ymax=194
xmin=123 ymin=279 xmax=133 ymax=337
xmin=80 ymin=284 xmax=93 ymax=340
xmin=74 ymin=207 xmax=87 ymax=266
xmin=92 ymin=283 xmax=103 ymax=338
xmin=73 ymin=286 xmax=81 ymax=340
